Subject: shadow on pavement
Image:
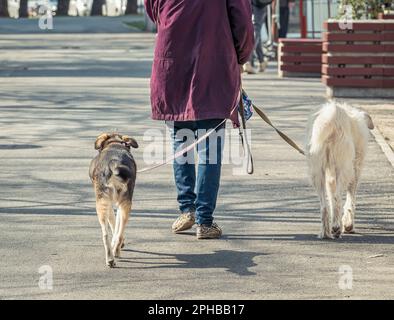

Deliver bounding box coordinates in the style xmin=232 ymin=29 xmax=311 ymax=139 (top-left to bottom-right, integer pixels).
xmin=224 ymin=232 xmax=394 ymax=244
xmin=119 ymin=249 xmax=265 ymax=276
xmin=0 ymin=60 xmax=153 ymax=78
xmin=0 ymin=144 xmax=42 ymax=150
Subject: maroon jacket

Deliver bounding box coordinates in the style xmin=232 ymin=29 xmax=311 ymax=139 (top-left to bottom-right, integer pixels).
xmin=145 ymin=0 xmax=254 ymax=124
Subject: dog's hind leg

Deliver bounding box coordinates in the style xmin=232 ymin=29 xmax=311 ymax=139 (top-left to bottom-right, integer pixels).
xmin=96 ymin=199 xmax=115 ymax=268
xmin=311 ymin=167 xmax=332 ymax=239
xmin=112 ymin=208 xmax=125 ymax=250
xmin=108 ymin=206 xmax=116 ymax=235
xmin=319 ymin=194 xmax=332 ymax=239
xmin=112 ymin=202 xmax=130 ymax=258
xmin=115 ymin=208 xmax=121 ymax=235
xmin=343 ymin=183 xmax=356 ymax=233
xmin=343 ymin=161 xmax=360 ymax=233
xmin=326 ymin=168 xmax=343 ymax=239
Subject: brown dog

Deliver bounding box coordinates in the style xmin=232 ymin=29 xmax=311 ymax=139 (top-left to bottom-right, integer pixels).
xmin=89 ymin=133 xmax=138 ymax=267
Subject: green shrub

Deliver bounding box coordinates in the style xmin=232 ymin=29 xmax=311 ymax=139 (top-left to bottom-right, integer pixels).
xmin=338 ymin=0 xmax=392 ymax=19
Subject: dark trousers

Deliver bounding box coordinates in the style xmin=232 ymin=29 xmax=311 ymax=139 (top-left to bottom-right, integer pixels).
xmin=279 ymin=6 xmax=290 ymax=38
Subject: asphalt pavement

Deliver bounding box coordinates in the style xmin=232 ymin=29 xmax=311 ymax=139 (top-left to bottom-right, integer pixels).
xmin=0 ymin=18 xmax=393 ymax=299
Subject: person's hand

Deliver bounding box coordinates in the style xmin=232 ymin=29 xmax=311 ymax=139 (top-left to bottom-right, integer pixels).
xmin=271 ymin=0 xmax=276 ymax=9
xmin=239 ymin=64 xmax=244 ymax=74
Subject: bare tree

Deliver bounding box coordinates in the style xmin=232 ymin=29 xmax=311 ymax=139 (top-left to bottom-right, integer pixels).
xmin=91 ymin=0 xmax=105 ymax=16
xmin=19 ymin=0 xmax=28 ymax=17
xmin=125 ymin=0 xmax=138 ymax=14
xmin=57 ymin=0 xmax=70 ymax=16
xmin=0 ymin=0 xmax=9 ymax=17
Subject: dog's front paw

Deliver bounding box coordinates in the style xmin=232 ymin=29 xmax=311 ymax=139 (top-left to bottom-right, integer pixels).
xmin=344 ymin=224 xmax=355 ymax=234
xmin=342 ymin=207 xmax=355 ymax=234
xmin=112 ymin=236 xmax=124 ymax=258
xmin=332 ymin=225 xmax=343 ymax=239
xmin=112 ymin=244 xmax=121 ymax=258
xmin=106 ymin=259 xmax=116 ymax=268
xmin=113 ymin=249 xmax=121 ymax=259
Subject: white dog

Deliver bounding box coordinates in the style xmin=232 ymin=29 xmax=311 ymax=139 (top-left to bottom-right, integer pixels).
xmin=306 ymin=101 xmax=374 ymax=239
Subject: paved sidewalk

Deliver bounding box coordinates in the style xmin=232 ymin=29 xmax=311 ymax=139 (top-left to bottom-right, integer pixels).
xmin=0 ymin=32 xmax=393 ymax=300
xmin=0 ymin=16 xmax=144 ymax=34
xmin=362 ymin=104 xmax=394 ymax=151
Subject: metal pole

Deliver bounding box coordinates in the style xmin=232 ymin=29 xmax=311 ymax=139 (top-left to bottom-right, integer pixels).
xmin=267 ymin=4 xmax=272 ymax=45
xmin=311 ymin=0 xmax=315 ymax=38
xmin=300 ymin=0 xmax=307 ymax=38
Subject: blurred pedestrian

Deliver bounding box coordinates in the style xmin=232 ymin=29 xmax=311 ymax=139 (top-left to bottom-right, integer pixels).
xmin=278 ymin=0 xmax=294 ymax=38
xmin=145 ymin=0 xmax=254 ymax=239
xmin=244 ymin=0 xmax=273 ymax=74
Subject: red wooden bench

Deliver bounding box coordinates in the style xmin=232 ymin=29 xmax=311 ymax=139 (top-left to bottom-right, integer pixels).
xmin=322 ymin=21 xmax=394 ymax=97
xmin=278 ymin=38 xmax=323 ymax=78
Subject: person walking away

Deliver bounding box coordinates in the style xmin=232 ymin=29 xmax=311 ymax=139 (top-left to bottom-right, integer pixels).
xmin=279 ymin=0 xmax=293 ymax=38
xmin=144 ymin=0 xmax=254 ymax=239
xmin=244 ymin=0 xmax=272 ymax=74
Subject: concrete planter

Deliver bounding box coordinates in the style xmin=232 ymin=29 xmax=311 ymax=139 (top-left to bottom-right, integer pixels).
xmin=278 ymin=39 xmax=322 ymax=78
xmin=378 ymin=13 xmax=394 ymax=20
xmin=322 ymin=20 xmax=394 ymax=98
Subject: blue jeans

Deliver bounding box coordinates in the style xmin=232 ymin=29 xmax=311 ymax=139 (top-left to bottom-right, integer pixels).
xmin=168 ymin=119 xmax=225 ymax=226
xmin=250 ymin=4 xmax=268 ymax=65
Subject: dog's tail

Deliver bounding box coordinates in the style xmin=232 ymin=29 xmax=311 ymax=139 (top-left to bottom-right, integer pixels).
xmin=309 ymin=101 xmax=343 ymax=155
xmin=108 ymin=160 xmax=133 ymax=190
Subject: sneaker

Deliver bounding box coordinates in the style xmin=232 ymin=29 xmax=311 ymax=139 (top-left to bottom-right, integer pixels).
xmin=172 ymin=211 xmax=195 ymax=233
xmin=196 ymin=223 xmax=222 ymax=239
xmin=259 ymin=60 xmax=268 ymax=72
xmin=243 ymin=62 xmax=258 ymax=75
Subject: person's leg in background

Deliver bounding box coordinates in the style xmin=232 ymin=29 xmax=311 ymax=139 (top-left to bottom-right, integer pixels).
xmin=195 ymin=119 xmax=225 ymax=239
xmin=244 ymin=4 xmax=266 ymax=74
xmin=255 ymin=5 xmax=268 ymax=72
xmin=279 ymin=3 xmax=290 ymax=38
xmin=170 ymin=121 xmax=197 ymax=233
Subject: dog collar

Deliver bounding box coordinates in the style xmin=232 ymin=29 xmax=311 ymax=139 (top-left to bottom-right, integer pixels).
xmin=103 ymin=140 xmax=131 ymax=150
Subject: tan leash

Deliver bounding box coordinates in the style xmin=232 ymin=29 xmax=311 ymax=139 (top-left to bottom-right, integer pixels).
xmin=138 ymin=88 xmax=305 ymax=174
xmin=137 ymin=118 xmax=226 ymax=173
xmin=243 ymin=89 xmax=306 ymax=156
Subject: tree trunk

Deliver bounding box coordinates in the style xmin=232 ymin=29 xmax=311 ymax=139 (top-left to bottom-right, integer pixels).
xmin=19 ymin=0 xmax=28 ymax=18
xmin=125 ymin=0 xmax=137 ymax=14
xmin=57 ymin=0 xmax=70 ymax=16
xmin=145 ymin=11 xmax=156 ymax=32
xmin=91 ymin=0 xmax=105 ymax=16
xmin=0 ymin=0 xmax=9 ymax=17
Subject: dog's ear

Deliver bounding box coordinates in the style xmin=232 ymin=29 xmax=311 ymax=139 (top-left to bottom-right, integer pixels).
xmin=121 ymin=135 xmax=139 ymax=149
xmin=363 ymin=112 xmax=374 ymax=130
xmin=95 ymin=133 xmax=111 ymax=150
